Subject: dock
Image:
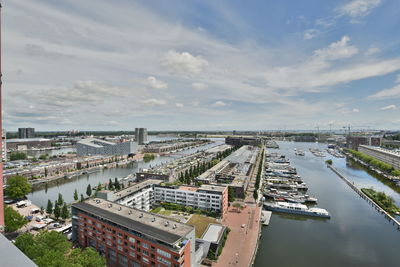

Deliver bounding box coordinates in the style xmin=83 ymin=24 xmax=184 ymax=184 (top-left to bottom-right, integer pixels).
xmin=261 ymin=210 xmax=272 ymax=226
xmin=328 ymin=164 xmax=400 ymax=231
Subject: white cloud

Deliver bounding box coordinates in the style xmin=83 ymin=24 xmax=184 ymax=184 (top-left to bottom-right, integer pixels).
xmin=303 ymin=29 xmax=317 ymax=40
xmin=381 ymin=104 xmax=397 ymax=110
xmin=212 ymin=101 xmax=227 ymax=107
xmin=146 ymin=76 xmax=168 ymax=89
xmin=140 ymin=98 xmax=167 ymax=106
xmin=313 ymin=36 xmax=358 ymax=61
xmin=352 ymin=108 xmax=360 ymax=112
xmin=192 ymin=82 xmax=208 ymax=90
xmin=365 ymin=46 xmax=380 ymax=56
xmin=161 ymin=50 xmax=208 ymax=75
xmin=337 ymin=0 xmax=382 ymax=18
xmin=368 ymin=85 xmax=400 ymax=100
xmin=175 ymin=103 xmax=184 ymax=108
xmin=396 ymin=74 xmax=400 ymax=83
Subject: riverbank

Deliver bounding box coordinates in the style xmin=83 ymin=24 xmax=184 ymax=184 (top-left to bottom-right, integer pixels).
xmin=361 ymin=188 xmax=400 ymax=214
xmin=328 ymin=164 xmax=400 ymax=230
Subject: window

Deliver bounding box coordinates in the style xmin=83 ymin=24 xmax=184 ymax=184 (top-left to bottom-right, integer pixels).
xmin=143 ymin=257 xmax=150 ymax=264
xmin=157 ymin=256 xmax=171 ymax=266
xmin=129 ymin=237 xmax=136 ymax=243
xmin=142 ymin=243 xmax=149 ymax=249
xmin=157 ymin=249 xmax=171 ymax=259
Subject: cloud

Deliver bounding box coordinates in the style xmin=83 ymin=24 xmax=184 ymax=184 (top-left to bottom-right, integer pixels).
xmin=352 ymin=108 xmax=360 ymax=112
xmin=161 ymin=50 xmax=208 ymax=75
xmin=365 ymin=46 xmax=380 ymax=56
xmin=192 ymin=82 xmax=208 ymax=90
xmin=368 ymin=85 xmax=400 ymax=100
xmin=140 ymin=98 xmax=167 ymax=106
xmin=25 ymin=43 xmax=74 ymax=59
xmin=396 ymin=74 xmax=400 ymax=83
xmin=146 ymin=76 xmax=168 ymax=89
xmin=337 ymin=0 xmax=382 ymax=18
xmin=175 ymin=103 xmax=184 ymax=108
xmin=212 ymin=101 xmax=227 ymax=107
xmin=303 ymin=29 xmax=317 ymax=40
xmin=381 ymin=104 xmax=397 ymax=110
xmin=313 ymin=36 xmax=358 ymax=61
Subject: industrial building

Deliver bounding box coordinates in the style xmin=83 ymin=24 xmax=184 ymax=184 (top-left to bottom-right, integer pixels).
xmin=135 ymin=128 xmax=148 ymax=145
xmin=72 ymin=198 xmax=197 ymax=267
xmin=6 ymin=138 xmax=53 ymax=151
xmin=76 ymin=138 xmax=137 ymax=156
xmin=346 ymin=136 xmax=382 ymax=150
xmin=225 ymin=136 xmax=262 ymax=147
xmin=18 ymin=127 xmax=35 ymax=139
xmin=358 ymin=145 xmax=400 ymax=170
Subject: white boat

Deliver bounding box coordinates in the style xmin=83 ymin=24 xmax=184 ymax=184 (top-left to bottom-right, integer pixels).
xmin=263 ymin=201 xmax=330 ymax=218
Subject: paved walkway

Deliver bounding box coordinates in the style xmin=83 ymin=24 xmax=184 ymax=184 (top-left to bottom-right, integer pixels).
xmin=213 ymin=204 xmax=261 ymax=267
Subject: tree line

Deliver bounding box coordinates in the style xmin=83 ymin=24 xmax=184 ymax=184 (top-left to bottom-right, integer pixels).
xmin=177 ymin=146 xmax=239 ymax=185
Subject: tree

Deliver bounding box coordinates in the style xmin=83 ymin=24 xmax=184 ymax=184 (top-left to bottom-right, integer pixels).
xmin=228 ymin=187 xmax=235 ymax=202
xmin=80 ymin=194 xmax=85 ymax=202
xmin=57 ymin=193 xmax=64 ymax=205
xmin=74 ymin=189 xmax=78 ymax=201
xmin=54 ymin=201 xmax=61 ymax=219
xmin=5 ymin=175 xmax=32 ymax=199
xmin=39 ymin=154 xmax=48 ymax=160
xmin=4 ymin=205 xmax=28 ymax=232
xmin=86 ymin=184 xmax=92 ymax=197
xmin=96 ymin=182 xmax=102 ymax=191
xmin=15 ymin=231 xmax=106 ymax=267
xmin=108 ymin=178 xmax=113 ymax=190
xmin=253 ymin=190 xmax=258 ymax=201
xmin=10 ymin=151 xmax=27 ymax=161
xmin=61 ymin=203 xmax=69 ymax=220
xmin=46 ymin=200 xmax=53 ymax=215
xmin=114 ymin=178 xmax=120 ymax=191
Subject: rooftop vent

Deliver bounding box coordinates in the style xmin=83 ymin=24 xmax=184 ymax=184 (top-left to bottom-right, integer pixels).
xmin=173 ymin=224 xmax=177 ymax=229
xmin=118 ymin=207 xmax=122 ymax=211
xmin=139 ymin=213 xmax=143 ymax=218
xmin=128 ymin=210 xmax=132 ymax=215
xmin=108 ymin=204 xmax=112 ymax=208
xmin=164 ymin=221 xmax=169 ymax=227
xmin=152 ymin=217 xmax=156 ymax=222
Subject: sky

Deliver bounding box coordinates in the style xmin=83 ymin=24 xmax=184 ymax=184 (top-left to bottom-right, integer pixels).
xmin=2 ymin=0 xmax=400 ymax=131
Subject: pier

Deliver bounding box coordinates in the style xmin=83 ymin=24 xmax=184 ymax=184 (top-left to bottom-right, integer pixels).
xmin=327 ymin=164 xmax=400 ymax=231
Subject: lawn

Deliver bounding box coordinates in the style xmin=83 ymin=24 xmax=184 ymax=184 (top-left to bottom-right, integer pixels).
xmin=150 ymin=207 xmax=162 ymax=213
xmin=159 ymin=210 xmax=172 ymax=216
xmin=186 ymin=214 xmax=218 ymax=238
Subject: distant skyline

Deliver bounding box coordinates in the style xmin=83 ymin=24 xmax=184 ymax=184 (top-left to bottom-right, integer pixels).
xmin=3 ymin=0 xmax=400 ymax=131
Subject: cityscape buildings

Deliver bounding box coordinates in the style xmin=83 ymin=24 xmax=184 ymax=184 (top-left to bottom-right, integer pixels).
xmin=18 ymin=127 xmax=35 ymax=139
xmin=135 ymin=128 xmax=148 ymax=145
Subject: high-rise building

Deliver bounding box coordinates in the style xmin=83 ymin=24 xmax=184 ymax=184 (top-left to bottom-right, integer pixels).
xmin=18 ymin=127 xmax=35 ymax=139
xmin=135 ymin=128 xmax=148 ymax=145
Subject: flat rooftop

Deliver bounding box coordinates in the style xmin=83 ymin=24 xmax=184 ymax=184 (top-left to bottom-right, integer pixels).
xmin=73 ymin=198 xmax=194 ymax=245
xmin=77 ymin=138 xmax=116 ymax=148
xmin=201 ymin=223 xmax=225 ymax=243
xmin=113 ymin=179 xmax=162 ymax=200
xmin=360 ymin=145 xmax=400 ymax=158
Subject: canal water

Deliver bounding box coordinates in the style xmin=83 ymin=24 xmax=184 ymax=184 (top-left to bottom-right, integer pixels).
xmin=254 ymin=141 xmax=400 ymax=267
xmin=27 ymin=138 xmax=223 ymax=208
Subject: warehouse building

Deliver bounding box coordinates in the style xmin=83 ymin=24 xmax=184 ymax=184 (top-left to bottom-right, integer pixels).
xmin=358 ymin=145 xmax=400 ymax=170
xmin=76 ymin=138 xmax=137 ymax=156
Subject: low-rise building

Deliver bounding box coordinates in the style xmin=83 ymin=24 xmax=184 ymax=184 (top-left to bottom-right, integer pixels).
xmin=7 ymin=138 xmax=53 ymax=151
xmin=225 ymin=136 xmax=262 ymax=147
xmin=358 ymin=145 xmax=400 ymax=170
xmin=71 ymin=198 xmax=197 ymax=267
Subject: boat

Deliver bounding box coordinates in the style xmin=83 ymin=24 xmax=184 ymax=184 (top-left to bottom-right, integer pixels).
xmin=295 ymin=149 xmax=305 ymax=156
xmin=263 ymin=201 xmax=330 ymax=218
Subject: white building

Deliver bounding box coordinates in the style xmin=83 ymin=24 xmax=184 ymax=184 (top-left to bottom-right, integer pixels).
xmin=76 ymin=138 xmax=137 ymax=156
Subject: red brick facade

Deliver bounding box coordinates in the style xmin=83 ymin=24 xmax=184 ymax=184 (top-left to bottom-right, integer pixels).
xmin=76 ymin=213 xmax=190 ymax=267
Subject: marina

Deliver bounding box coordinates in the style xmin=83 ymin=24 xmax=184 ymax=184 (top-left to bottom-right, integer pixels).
xmin=255 ymin=141 xmax=400 ymax=267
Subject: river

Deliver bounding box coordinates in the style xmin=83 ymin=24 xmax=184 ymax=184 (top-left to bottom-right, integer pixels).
xmin=254 ymin=141 xmax=400 ymax=267
xmin=28 ymin=137 xmax=223 ymax=208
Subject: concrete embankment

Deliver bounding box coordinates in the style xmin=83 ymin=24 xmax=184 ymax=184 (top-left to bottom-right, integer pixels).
xmin=327 ymin=164 xmax=400 ymax=231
